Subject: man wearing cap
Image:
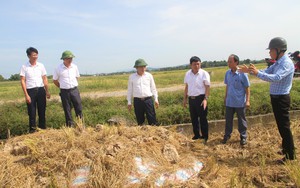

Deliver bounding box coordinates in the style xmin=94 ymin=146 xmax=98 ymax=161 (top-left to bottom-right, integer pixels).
xmin=240 ymin=37 xmax=296 ymax=162
xmin=183 ymin=56 xmax=210 ymax=143
xmin=53 ymin=50 xmax=83 ymax=127
xmin=127 ymin=59 xmax=159 ymax=125
xmin=20 ymin=47 xmax=51 ymax=133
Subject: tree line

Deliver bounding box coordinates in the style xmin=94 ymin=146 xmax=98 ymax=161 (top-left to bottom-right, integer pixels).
xmin=0 ymin=59 xmax=264 ymax=81
xmin=152 ymin=59 xmax=263 ymax=71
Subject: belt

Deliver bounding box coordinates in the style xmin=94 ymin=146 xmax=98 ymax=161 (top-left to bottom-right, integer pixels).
xmin=189 ymin=94 xmax=205 ymax=99
xmin=134 ymin=96 xmax=152 ymax=101
xmin=270 ymin=94 xmax=289 ymax=98
xmin=27 ymin=87 xmax=44 ymax=91
xmin=61 ymin=87 xmax=77 ymax=91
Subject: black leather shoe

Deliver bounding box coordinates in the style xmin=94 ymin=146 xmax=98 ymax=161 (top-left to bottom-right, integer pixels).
xmin=221 ymin=136 xmax=230 ymax=144
xmin=240 ymin=138 xmax=247 ymax=145
xmin=276 ymin=157 xmax=287 ymax=165
xmin=192 ymin=136 xmax=200 ymax=140
xmin=277 ymin=149 xmax=287 ymax=155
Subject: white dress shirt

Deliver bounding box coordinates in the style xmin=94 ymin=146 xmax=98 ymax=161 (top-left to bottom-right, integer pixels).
xmin=20 ymin=62 xmax=47 ymax=89
xmin=184 ymin=69 xmax=210 ymax=96
xmin=127 ymin=72 xmax=158 ymax=105
xmin=53 ymin=63 xmax=80 ymax=89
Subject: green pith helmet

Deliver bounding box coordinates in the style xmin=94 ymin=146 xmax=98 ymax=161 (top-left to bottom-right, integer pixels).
xmin=61 ymin=50 xmax=75 ymax=60
xmin=267 ymin=37 xmax=287 ymax=50
xmin=134 ymin=58 xmax=148 ymax=68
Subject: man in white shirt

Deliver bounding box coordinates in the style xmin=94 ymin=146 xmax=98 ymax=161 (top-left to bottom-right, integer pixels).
xmin=53 ymin=50 xmax=82 ymax=127
xmin=20 ymin=47 xmax=50 ymax=133
xmin=127 ymin=59 xmax=159 ymax=125
xmin=183 ymin=56 xmax=210 ymax=142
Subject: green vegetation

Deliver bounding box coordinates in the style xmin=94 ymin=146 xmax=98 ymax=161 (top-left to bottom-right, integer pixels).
xmin=0 ymin=63 xmax=299 ymax=139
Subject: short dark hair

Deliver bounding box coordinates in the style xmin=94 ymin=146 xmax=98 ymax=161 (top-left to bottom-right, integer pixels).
xmin=190 ymin=56 xmax=201 ymax=64
xmin=26 ymin=47 xmax=38 ymax=56
xmin=231 ymin=54 xmax=239 ymax=65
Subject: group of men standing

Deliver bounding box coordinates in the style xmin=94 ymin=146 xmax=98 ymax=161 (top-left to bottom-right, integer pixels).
xmin=20 ymin=36 xmax=296 ymax=163
xmin=20 ymin=48 xmax=82 ymax=133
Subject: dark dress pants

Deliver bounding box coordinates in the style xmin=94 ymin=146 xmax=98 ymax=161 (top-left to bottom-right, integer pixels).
xmin=60 ymin=87 xmax=83 ymax=126
xmin=134 ymin=97 xmax=157 ymax=125
xmin=26 ymin=87 xmax=46 ymax=132
xmin=271 ymin=94 xmax=295 ymax=160
xmin=188 ymin=95 xmax=209 ymax=139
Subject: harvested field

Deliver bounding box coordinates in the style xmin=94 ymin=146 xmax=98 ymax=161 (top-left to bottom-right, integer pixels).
xmin=0 ymin=120 xmax=299 ymax=187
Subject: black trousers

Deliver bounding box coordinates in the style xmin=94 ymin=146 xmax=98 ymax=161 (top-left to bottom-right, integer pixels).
xmin=60 ymin=87 xmax=83 ymax=126
xmin=188 ymin=95 xmax=209 ymax=139
xmin=26 ymin=87 xmax=46 ymax=132
xmin=134 ymin=97 xmax=157 ymax=125
xmin=270 ymin=94 xmax=295 ymax=160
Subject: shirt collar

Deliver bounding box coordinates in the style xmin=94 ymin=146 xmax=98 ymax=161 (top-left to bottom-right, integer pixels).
xmin=276 ymin=54 xmax=288 ymax=65
xmin=135 ymin=72 xmax=146 ymax=76
xmin=27 ymin=61 xmax=39 ymax=67
xmin=62 ymin=63 xmax=73 ymax=69
xmin=230 ymin=69 xmax=238 ymax=75
xmin=190 ymin=69 xmax=200 ymax=75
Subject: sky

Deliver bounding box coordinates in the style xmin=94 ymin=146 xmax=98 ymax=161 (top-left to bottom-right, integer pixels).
xmin=0 ymin=0 xmax=299 ymax=78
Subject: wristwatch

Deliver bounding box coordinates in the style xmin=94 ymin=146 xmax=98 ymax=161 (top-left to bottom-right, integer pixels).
xmin=204 ymin=96 xmax=209 ymax=100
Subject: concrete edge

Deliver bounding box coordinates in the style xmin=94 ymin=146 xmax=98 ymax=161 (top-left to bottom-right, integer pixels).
xmin=165 ymin=110 xmax=300 ymax=137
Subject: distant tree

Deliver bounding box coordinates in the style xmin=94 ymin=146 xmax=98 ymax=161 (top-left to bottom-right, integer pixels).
xmin=0 ymin=75 xmax=5 ymax=81
xmin=244 ymin=59 xmax=251 ymax=64
xmin=9 ymin=74 xmax=20 ymax=81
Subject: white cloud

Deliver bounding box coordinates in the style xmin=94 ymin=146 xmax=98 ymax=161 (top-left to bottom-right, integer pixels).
xmin=1 ymin=0 xmax=300 ymax=77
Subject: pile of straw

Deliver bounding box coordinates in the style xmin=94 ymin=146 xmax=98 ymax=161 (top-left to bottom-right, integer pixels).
xmin=0 ymin=124 xmax=202 ymax=187
xmin=0 ymin=120 xmax=299 ymax=187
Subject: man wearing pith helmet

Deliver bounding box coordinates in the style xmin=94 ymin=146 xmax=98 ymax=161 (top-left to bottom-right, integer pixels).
xmin=240 ymin=37 xmax=296 ymax=163
xmin=53 ymin=50 xmax=83 ymax=127
xmin=127 ymin=58 xmax=159 ymax=126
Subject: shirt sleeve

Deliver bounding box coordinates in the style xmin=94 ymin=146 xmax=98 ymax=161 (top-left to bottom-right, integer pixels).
xmin=127 ymin=75 xmax=133 ymax=105
xmin=184 ymin=72 xmax=188 ymax=84
xmin=41 ymin=64 xmax=47 ymax=76
xmin=150 ymin=74 xmax=158 ymax=102
xmin=53 ymin=67 xmax=59 ymax=80
xmin=242 ymin=73 xmax=250 ymax=87
xmin=257 ymin=63 xmax=292 ymax=82
xmin=75 ymin=65 xmax=80 ymax=78
xmin=224 ymin=71 xmax=228 ymax=85
xmin=20 ymin=65 xmax=26 ymax=77
xmin=203 ymin=71 xmax=211 ymax=85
